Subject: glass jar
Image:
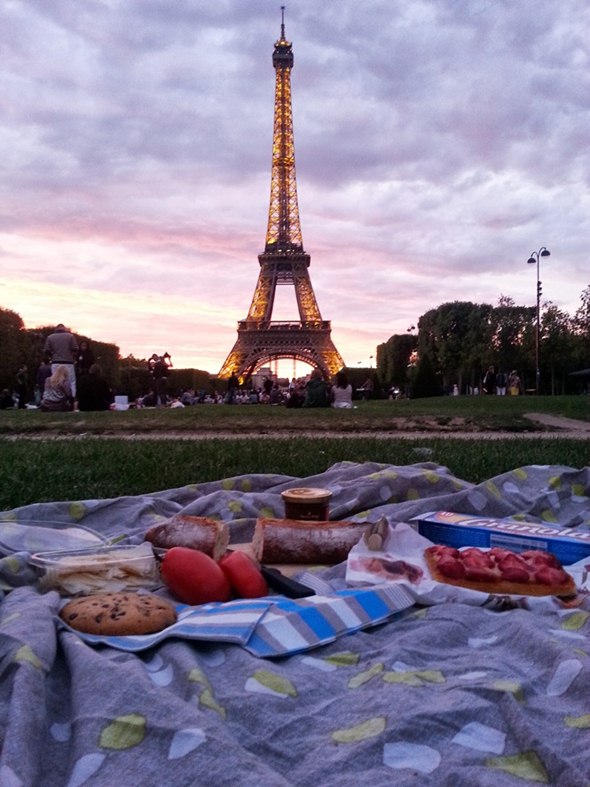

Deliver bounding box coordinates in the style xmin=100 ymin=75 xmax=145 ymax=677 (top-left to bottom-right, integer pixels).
xmin=281 ymin=487 xmax=332 ymax=521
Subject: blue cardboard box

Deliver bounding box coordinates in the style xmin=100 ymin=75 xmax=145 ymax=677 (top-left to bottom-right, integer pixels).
xmin=411 ymin=511 xmax=590 ymax=566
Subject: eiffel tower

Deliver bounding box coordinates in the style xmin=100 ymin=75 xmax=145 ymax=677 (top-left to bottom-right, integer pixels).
xmin=218 ymin=9 xmax=345 ymax=381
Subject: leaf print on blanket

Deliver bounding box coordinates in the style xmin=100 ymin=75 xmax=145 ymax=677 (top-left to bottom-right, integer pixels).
xmin=331 ymin=716 xmax=386 ymax=744
xmin=14 ymin=644 xmax=43 ymax=670
xmin=487 ymin=751 xmax=549 ymax=783
xmin=246 ymin=670 xmax=297 ymax=697
xmin=564 ymin=714 xmax=590 ymax=728
xmin=99 ymin=714 xmax=146 ymax=750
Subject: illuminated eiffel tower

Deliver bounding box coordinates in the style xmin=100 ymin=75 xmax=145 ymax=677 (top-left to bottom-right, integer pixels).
xmin=218 ymin=9 xmax=345 ymax=381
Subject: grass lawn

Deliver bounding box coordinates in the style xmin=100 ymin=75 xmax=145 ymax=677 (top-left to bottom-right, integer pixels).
xmin=1 ymin=396 xmax=588 ymax=510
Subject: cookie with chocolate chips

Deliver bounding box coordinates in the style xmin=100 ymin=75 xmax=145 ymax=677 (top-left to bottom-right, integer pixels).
xmin=59 ymin=592 xmax=177 ymax=635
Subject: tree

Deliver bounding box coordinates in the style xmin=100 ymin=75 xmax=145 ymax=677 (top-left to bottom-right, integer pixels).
xmin=376 ymin=334 xmax=417 ymax=392
xmin=417 ymin=302 xmax=491 ymax=393
xmin=573 ymin=284 xmax=590 ymax=356
xmin=0 ymin=308 xmax=28 ymax=393
xmin=489 ymin=296 xmax=536 ymax=389
xmin=541 ymin=304 xmax=575 ymax=394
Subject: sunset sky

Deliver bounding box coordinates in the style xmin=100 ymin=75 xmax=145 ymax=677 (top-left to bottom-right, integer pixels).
xmin=1 ymin=0 xmax=588 ymax=374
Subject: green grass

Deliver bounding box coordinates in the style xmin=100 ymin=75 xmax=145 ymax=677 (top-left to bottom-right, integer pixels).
xmin=1 ymin=395 xmax=589 ymax=436
xmin=1 ymin=395 xmax=588 ymax=510
xmin=1 ymin=435 xmax=588 ymax=511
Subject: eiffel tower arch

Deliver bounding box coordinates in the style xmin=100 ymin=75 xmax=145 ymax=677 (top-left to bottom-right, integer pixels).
xmin=218 ymin=10 xmax=345 ymax=382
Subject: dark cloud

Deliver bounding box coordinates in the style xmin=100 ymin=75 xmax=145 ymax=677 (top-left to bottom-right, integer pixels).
xmin=0 ymin=0 xmax=588 ymax=370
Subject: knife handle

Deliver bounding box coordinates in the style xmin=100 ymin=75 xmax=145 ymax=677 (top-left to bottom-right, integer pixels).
xmin=260 ymin=566 xmax=316 ymax=598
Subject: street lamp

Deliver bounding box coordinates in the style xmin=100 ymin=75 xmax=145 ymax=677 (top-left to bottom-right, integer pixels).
xmin=526 ymin=246 xmax=551 ymax=395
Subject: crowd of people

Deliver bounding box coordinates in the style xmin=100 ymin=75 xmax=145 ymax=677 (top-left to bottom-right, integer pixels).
xmin=132 ymin=368 xmax=356 ymax=410
xmin=481 ymin=366 xmax=523 ymax=396
xmin=3 ymin=324 xmax=534 ymax=413
xmin=1 ymin=324 xmax=115 ymax=412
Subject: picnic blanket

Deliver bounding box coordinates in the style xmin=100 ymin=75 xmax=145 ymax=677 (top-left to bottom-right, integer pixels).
xmin=1 ymin=461 xmax=590 ymax=786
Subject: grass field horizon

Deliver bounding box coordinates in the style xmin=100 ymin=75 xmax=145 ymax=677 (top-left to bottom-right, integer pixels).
xmin=2 ymin=395 xmax=588 ymax=510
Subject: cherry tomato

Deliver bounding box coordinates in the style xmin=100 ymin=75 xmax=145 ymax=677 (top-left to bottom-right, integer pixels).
xmin=219 ymin=550 xmax=269 ymax=599
xmin=161 ymin=546 xmax=231 ymax=605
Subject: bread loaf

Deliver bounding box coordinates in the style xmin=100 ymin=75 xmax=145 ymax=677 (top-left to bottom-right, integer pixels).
xmin=252 ymin=518 xmax=365 ymax=565
xmin=145 ymin=515 xmax=229 ymax=560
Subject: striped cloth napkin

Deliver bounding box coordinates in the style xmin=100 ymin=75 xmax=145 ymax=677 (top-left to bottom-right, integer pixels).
xmin=59 ymin=583 xmax=416 ymax=658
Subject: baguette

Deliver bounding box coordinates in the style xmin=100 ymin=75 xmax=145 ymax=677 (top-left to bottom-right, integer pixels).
xmin=145 ymin=515 xmax=229 ymax=560
xmin=252 ymin=518 xmax=365 ymax=565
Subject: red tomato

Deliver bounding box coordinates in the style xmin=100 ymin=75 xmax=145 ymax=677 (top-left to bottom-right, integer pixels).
xmin=219 ymin=551 xmax=269 ymax=599
xmin=161 ymin=547 xmax=231 ymax=605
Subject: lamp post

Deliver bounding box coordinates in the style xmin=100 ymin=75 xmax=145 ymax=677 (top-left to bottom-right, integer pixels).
xmin=526 ymin=246 xmax=551 ymax=395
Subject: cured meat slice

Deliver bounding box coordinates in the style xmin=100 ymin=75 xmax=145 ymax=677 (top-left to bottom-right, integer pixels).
xmin=425 ymin=545 xmax=576 ymax=597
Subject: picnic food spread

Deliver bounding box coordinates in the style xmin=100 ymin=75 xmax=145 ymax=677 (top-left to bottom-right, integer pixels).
xmin=59 ymin=591 xmax=177 ymax=635
xmin=4 ymin=463 xmax=590 ymax=787
xmin=424 ymin=544 xmax=576 ymax=597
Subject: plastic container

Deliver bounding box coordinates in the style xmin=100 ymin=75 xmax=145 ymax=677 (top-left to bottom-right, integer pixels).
xmin=29 ymin=542 xmax=159 ymax=596
xmin=281 ymin=488 xmax=332 ymax=521
xmin=0 ymin=520 xmax=106 ymax=556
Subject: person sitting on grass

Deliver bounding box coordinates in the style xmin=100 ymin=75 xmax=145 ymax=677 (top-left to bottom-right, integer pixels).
xmin=77 ymin=363 xmax=114 ymax=411
xmin=40 ymin=365 xmax=74 ymax=412
xmin=331 ymin=371 xmax=353 ymax=409
xmin=303 ymin=368 xmax=330 ymax=407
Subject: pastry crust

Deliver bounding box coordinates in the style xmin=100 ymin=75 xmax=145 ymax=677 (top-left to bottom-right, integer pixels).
xmin=424 ymin=545 xmax=576 ymax=597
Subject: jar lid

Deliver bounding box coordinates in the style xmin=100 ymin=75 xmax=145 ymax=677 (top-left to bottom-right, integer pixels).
xmin=281 ymin=487 xmax=332 ymax=503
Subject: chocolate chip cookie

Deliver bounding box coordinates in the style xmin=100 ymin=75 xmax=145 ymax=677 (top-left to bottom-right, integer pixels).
xmin=59 ymin=592 xmax=177 ymax=635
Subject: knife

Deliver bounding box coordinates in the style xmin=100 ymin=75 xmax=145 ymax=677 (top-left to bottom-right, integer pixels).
xmin=260 ymin=565 xmax=316 ymax=598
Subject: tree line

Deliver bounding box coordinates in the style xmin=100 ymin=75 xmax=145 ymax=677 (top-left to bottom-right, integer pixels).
xmin=0 ymin=308 xmax=211 ymax=402
xmin=376 ymin=287 xmax=590 ymax=396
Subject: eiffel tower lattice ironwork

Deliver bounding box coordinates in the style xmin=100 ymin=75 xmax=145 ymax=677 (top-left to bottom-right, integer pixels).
xmin=218 ymin=10 xmax=345 ymax=381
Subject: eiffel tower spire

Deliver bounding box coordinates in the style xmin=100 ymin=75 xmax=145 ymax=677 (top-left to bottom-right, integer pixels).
xmin=265 ymin=6 xmax=302 ymax=253
xmin=218 ymin=10 xmax=345 ymax=381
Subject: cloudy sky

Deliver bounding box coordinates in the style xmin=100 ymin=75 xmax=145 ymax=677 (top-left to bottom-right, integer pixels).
xmin=1 ymin=0 xmax=588 ymax=374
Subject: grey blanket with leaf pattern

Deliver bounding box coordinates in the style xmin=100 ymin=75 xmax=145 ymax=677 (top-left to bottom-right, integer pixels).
xmin=1 ymin=461 xmax=589 ymax=786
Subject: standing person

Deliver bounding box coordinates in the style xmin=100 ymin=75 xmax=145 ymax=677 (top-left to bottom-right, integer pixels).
xmin=508 ymin=370 xmax=521 ymax=396
xmin=76 ymin=340 xmax=95 ymax=378
xmin=40 ymin=365 xmax=74 ymax=411
xmin=495 ymin=370 xmax=507 ymax=396
xmin=16 ymin=365 xmax=28 ymax=409
xmin=149 ymin=353 xmax=172 ymax=407
xmin=226 ymin=372 xmax=239 ymax=404
xmin=359 ymin=378 xmax=374 ymax=400
xmin=331 ymin=371 xmax=353 ymax=409
xmin=44 ymin=323 xmax=79 ymax=400
xmin=36 ymin=356 xmax=52 ymax=398
xmin=483 ymin=365 xmax=496 ymax=395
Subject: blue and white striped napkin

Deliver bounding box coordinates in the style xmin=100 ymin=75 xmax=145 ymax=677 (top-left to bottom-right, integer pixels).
xmin=59 ymin=584 xmax=416 ymax=658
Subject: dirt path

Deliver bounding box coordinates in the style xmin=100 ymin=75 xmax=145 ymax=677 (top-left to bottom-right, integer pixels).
xmin=2 ymin=413 xmax=589 ymax=441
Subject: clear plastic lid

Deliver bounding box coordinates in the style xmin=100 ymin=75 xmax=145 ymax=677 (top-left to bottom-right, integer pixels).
xmin=0 ymin=520 xmax=106 ymax=556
